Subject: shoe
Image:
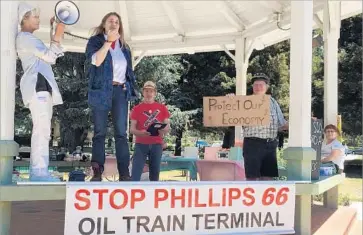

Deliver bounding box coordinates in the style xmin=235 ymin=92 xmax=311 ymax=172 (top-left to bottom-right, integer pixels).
xmin=29 ymin=168 xmax=61 ymax=182
xmin=90 ymin=162 xmax=103 ymax=181
xmin=119 ymin=175 xmax=131 ymax=181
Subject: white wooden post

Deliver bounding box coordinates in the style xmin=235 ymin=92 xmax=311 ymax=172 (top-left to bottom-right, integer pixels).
xmin=283 ymin=1 xmax=316 ymax=235
xmin=0 ymin=1 xmax=19 ymax=234
xmin=323 ymin=1 xmax=341 ymax=126
xmin=322 ymin=1 xmax=341 ymax=209
xmin=234 ymin=37 xmax=251 ymax=141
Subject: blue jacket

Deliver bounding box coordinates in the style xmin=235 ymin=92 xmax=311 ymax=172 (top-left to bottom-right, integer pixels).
xmin=85 ymin=34 xmax=139 ymax=110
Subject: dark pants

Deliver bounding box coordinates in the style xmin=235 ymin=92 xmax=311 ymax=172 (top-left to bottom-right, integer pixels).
xmin=243 ymin=137 xmax=278 ymax=178
xmin=131 ymin=144 xmax=163 ymax=181
xmin=91 ymin=86 xmax=130 ymax=177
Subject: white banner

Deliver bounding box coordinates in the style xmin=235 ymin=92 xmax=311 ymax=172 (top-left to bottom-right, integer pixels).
xmin=64 ymin=181 xmax=295 ymax=235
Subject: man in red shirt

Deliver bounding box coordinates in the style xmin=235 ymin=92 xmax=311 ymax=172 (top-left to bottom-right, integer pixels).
xmin=130 ymin=81 xmax=171 ymax=181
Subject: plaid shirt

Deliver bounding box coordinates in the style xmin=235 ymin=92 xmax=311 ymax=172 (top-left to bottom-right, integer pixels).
xmin=242 ymin=97 xmax=287 ymax=139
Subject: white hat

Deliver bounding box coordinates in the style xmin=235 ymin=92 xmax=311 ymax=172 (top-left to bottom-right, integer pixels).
xmin=18 ymin=2 xmax=36 ymax=25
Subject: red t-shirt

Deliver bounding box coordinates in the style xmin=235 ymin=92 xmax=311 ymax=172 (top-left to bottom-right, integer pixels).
xmin=130 ymin=102 xmax=170 ymax=144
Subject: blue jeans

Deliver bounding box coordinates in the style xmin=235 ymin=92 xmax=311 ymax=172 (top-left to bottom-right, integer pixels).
xmin=91 ymin=86 xmax=130 ymax=176
xmin=132 ymin=143 xmax=163 ymax=181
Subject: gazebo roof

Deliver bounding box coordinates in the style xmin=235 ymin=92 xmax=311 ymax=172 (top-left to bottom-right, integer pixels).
xmin=24 ymin=0 xmax=361 ymax=57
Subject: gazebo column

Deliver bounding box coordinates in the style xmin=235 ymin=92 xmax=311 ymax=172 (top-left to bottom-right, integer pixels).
xmin=0 ymin=1 xmax=19 ymax=234
xmin=323 ymin=1 xmax=341 ymax=126
xmin=322 ymin=1 xmax=341 ymax=209
xmin=234 ymin=37 xmax=253 ymax=141
xmin=283 ymin=1 xmax=316 ymax=235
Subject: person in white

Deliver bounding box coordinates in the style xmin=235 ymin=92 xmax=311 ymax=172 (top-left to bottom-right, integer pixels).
xmin=321 ymin=124 xmax=345 ymax=174
xmin=16 ymin=2 xmax=65 ymax=181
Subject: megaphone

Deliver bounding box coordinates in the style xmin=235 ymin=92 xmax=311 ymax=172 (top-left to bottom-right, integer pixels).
xmin=54 ymin=0 xmax=80 ymax=25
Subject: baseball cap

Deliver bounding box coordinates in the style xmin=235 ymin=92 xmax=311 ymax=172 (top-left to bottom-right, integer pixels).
xmin=143 ymin=81 xmax=157 ymax=90
xmin=18 ymin=2 xmax=39 ymax=25
xmin=251 ymin=73 xmax=270 ymax=84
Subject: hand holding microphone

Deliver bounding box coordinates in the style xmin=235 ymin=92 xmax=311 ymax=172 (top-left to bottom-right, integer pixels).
xmin=107 ymin=29 xmax=120 ymax=42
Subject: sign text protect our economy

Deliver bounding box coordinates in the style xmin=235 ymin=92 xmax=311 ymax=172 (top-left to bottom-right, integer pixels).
xmin=203 ymin=95 xmax=270 ymax=127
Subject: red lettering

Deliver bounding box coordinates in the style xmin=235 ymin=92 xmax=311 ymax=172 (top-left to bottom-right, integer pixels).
xmin=228 ymin=188 xmax=241 ymax=206
xmin=110 ymin=189 xmax=128 ymax=209
xmin=208 ymin=188 xmax=220 ymax=207
xmin=242 ymin=187 xmax=255 ymax=206
xmin=194 ymin=189 xmax=207 ymax=207
xmin=187 ymin=188 xmax=193 ymax=207
xmin=154 ymin=189 xmax=168 ymax=208
xmin=262 ymin=187 xmax=276 ymax=206
xmin=276 ymin=187 xmax=289 ymax=205
xmin=171 ymin=189 xmax=185 ymax=208
xmin=131 ymin=189 xmax=145 ymax=209
xmin=74 ymin=189 xmax=90 ymax=210
xmin=221 ymin=188 xmax=226 ymax=207
xmin=93 ymin=189 xmax=109 ymax=210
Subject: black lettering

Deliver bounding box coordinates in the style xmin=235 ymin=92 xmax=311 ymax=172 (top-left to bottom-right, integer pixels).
xmin=137 ymin=216 xmax=150 ymax=233
xmin=192 ymin=214 xmax=203 ymax=230
xmin=244 ymin=117 xmax=250 ymax=125
xmin=236 ymin=100 xmax=241 ymax=110
xmin=174 ymin=215 xmax=185 ymax=231
xmin=275 ymin=212 xmax=284 ymax=226
xmin=226 ymin=103 xmax=231 ymax=110
xmin=209 ymin=98 xmax=217 ymax=111
xmin=78 ymin=218 xmax=95 ymax=235
xmin=251 ymin=212 xmax=262 ymax=227
xmin=122 ymin=216 xmax=135 ymax=233
xmin=246 ymin=212 xmax=249 ymax=227
xmin=97 ymin=217 xmax=101 ymax=234
xmin=217 ymin=213 xmax=229 ymax=229
xmin=244 ymin=100 xmax=252 ymax=110
xmin=263 ymin=212 xmax=274 ymax=227
xmin=260 ymin=117 xmax=265 ymax=124
xmin=103 ymin=218 xmax=115 ymax=234
xmin=222 ymin=113 xmax=228 ymax=124
xmin=205 ymin=214 xmax=215 ymax=229
xmin=231 ymin=213 xmax=244 ymax=228
xmin=151 ymin=216 xmax=165 ymax=232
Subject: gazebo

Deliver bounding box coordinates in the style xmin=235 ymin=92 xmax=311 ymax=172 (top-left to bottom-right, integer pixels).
xmin=0 ymin=1 xmax=361 ymax=235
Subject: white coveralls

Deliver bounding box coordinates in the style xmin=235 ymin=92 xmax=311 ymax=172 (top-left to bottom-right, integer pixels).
xmin=16 ymin=31 xmax=64 ymax=181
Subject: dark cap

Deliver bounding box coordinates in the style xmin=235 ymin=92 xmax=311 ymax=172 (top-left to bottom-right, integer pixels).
xmin=251 ymin=73 xmax=270 ymax=84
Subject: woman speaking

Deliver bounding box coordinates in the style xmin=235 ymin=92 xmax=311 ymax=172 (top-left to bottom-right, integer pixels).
xmin=85 ymin=12 xmax=138 ymax=181
xmin=16 ymin=2 xmax=65 ymax=181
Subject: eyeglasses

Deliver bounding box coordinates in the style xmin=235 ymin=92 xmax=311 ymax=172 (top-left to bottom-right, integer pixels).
xmin=325 ymin=130 xmax=336 ymax=133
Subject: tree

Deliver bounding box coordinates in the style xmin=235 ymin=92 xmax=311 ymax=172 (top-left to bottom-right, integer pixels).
xmin=52 ymin=52 xmax=90 ymax=151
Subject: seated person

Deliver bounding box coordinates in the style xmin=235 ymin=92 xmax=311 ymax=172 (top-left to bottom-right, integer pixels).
xmin=130 ymin=81 xmax=171 ymax=181
xmin=321 ymin=124 xmax=345 ymax=174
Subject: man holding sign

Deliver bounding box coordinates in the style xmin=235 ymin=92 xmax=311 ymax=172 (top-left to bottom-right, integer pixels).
xmin=229 ymin=74 xmax=288 ymax=181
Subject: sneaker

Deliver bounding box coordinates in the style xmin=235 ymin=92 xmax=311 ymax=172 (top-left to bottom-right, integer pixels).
xmin=29 ymin=168 xmax=61 ymax=182
xmin=90 ymin=162 xmax=103 ymax=182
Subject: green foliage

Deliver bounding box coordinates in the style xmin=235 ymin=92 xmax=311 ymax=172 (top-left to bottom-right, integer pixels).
xmin=52 ymin=52 xmax=90 ymax=151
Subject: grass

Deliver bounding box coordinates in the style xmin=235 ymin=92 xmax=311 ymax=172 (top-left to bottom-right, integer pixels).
xmin=339 ymin=177 xmax=363 ymax=202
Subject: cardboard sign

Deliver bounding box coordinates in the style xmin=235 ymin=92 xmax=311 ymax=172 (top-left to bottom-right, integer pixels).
xmin=311 ymin=119 xmax=323 ymax=180
xmin=203 ymin=95 xmax=270 ymax=127
xmin=64 ymin=182 xmax=295 ymax=235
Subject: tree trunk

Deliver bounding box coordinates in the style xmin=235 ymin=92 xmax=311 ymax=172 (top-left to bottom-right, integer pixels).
xmin=174 ymin=130 xmax=183 ymax=156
